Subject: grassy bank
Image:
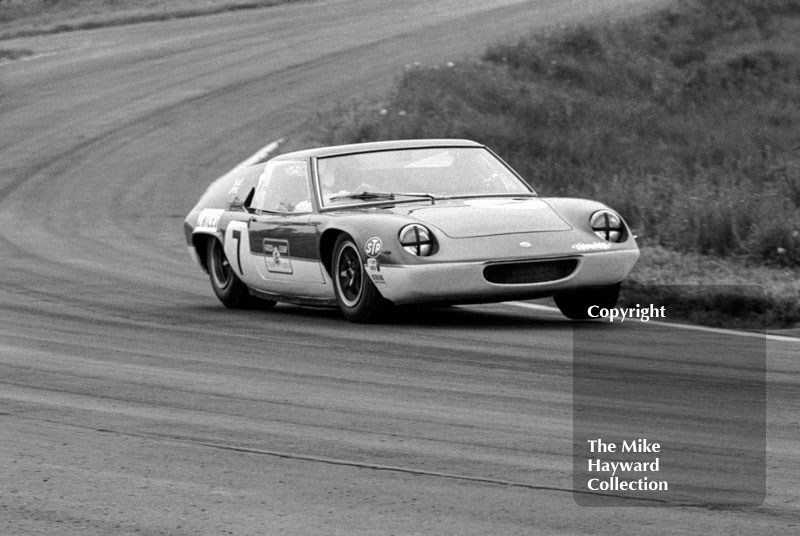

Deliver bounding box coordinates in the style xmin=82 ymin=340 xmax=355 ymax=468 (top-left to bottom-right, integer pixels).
xmin=312 ymin=0 xmax=800 ymax=329
xmin=621 ymin=246 xmax=800 ymax=330
xmin=0 ymin=0 xmax=303 ymax=40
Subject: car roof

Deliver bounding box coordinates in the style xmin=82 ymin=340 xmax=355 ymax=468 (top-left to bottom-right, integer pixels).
xmin=272 ymin=139 xmax=485 ymax=160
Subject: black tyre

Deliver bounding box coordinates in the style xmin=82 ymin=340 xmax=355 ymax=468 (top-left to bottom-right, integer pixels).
xmin=332 ymin=235 xmax=390 ymax=322
xmin=207 ymin=238 xmax=274 ymax=309
xmin=554 ymin=283 xmax=621 ymax=320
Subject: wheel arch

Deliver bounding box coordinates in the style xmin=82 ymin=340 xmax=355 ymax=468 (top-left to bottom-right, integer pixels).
xmin=319 ymin=228 xmax=346 ymax=277
xmin=191 ymin=232 xmax=222 ymax=273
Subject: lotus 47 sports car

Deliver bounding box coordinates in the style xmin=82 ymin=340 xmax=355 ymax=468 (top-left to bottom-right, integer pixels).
xmin=184 ymin=139 xmax=639 ymax=322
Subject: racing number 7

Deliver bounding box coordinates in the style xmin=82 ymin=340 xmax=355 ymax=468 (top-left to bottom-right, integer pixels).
xmin=231 ymin=230 xmax=243 ymax=275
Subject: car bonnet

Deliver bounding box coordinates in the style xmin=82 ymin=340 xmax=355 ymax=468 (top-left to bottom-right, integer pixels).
xmin=398 ymin=197 xmax=572 ymax=238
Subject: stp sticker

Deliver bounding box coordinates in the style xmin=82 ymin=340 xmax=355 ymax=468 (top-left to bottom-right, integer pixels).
xmin=365 ymin=237 xmax=382 ymax=257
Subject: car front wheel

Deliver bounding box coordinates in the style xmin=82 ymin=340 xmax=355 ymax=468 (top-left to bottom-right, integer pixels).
xmin=332 ymin=235 xmax=390 ymax=322
xmin=554 ymin=283 xmax=621 ymax=320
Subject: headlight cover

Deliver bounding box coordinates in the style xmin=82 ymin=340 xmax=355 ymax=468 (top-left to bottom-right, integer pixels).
xmin=590 ymin=210 xmax=626 ymax=242
xmin=399 ymin=224 xmax=433 ymax=256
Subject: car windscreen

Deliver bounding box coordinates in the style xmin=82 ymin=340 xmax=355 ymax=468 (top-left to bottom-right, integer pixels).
xmin=315 ymin=147 xmax=533 ymax=207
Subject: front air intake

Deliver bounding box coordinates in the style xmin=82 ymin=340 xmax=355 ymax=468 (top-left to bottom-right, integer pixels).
xmin=483 ymin=259 xmax=578 ymax=285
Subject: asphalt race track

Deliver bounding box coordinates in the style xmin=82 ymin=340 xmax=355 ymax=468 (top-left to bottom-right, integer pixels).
xmin=1 ymin=0 xmax=798 ymax=534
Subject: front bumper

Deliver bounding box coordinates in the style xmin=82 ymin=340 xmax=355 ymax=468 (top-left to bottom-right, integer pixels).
xmin=370 ymin=249 xmax=640 ymax=305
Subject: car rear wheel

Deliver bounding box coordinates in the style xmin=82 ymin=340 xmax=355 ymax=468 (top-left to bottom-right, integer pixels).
xmin=207 ymin=238 xmax=274 ymax=309
xmin=332 ymin=235 xmax=390 ymax=322
xmin=554 ymin=283 xmax=621 ymax=320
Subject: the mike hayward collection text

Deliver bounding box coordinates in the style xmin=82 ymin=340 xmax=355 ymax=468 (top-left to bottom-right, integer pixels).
xmin=585 ymin=438 xmax=668 ymax=492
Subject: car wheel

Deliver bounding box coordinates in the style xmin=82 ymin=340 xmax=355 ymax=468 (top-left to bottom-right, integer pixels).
xmin=332 ymin=235 xmax=389 ymax=322
xmin=554 ymin=283 xmax=621 ymax=320
xmin=207 ymin=238 xmax=274 ymax=309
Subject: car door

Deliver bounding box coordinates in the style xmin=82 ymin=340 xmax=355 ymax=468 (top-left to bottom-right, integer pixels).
xmin=236 ymin=159 xmax=329 ymax=298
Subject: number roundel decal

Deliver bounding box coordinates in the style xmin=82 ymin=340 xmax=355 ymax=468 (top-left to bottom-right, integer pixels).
xmin=364 ymin=237 xmax=383 ymax=257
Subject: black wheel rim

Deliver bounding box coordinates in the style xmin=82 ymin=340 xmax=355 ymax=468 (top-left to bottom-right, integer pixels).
xmin=336 ymin=243 xmax=362 ymax=307
xmin=210 ymin=242 xmax=232 ymax=290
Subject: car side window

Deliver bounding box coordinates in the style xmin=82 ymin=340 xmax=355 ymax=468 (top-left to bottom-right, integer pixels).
xmin=251 ymin=160 xmax=311 ymax=213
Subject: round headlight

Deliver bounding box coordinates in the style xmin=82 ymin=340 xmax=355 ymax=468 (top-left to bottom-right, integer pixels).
xmin=399 ymin=224 xmax=433 ymax=256
xmin=590 ymin=210 xmax=625 ymax=242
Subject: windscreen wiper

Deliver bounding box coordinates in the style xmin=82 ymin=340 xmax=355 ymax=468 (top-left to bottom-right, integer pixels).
xmin=330 ymin=191 xmax=395 ymax=201
xmin=329 ymin=191 xmax=438 ymax=204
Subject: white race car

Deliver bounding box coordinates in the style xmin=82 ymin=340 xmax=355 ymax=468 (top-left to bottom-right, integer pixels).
xmin=185 ymin=139 xmax=639 ymax=322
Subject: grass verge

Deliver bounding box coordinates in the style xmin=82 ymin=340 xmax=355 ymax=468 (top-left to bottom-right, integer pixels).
xmin=621 ymin=246 xmax=800 ymax=330
xmin=309 ymin=0 xmax=800 ymax=330
xmin=0 ymin=0 xmax=305 ymax=40
xmin=0 ymin=47 xmax=33 ymax=60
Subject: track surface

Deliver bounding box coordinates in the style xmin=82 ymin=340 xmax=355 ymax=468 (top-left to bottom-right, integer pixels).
xmin=1 ymin=0 xmax=798 ymax=533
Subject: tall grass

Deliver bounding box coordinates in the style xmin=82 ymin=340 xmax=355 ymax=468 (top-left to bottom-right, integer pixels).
xmin=315 ymin=0 xmax=800 ymax=267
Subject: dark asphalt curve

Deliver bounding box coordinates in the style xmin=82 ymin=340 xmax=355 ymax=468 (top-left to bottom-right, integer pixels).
xmin=0 ymin=0 xmax=797 ymax=534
